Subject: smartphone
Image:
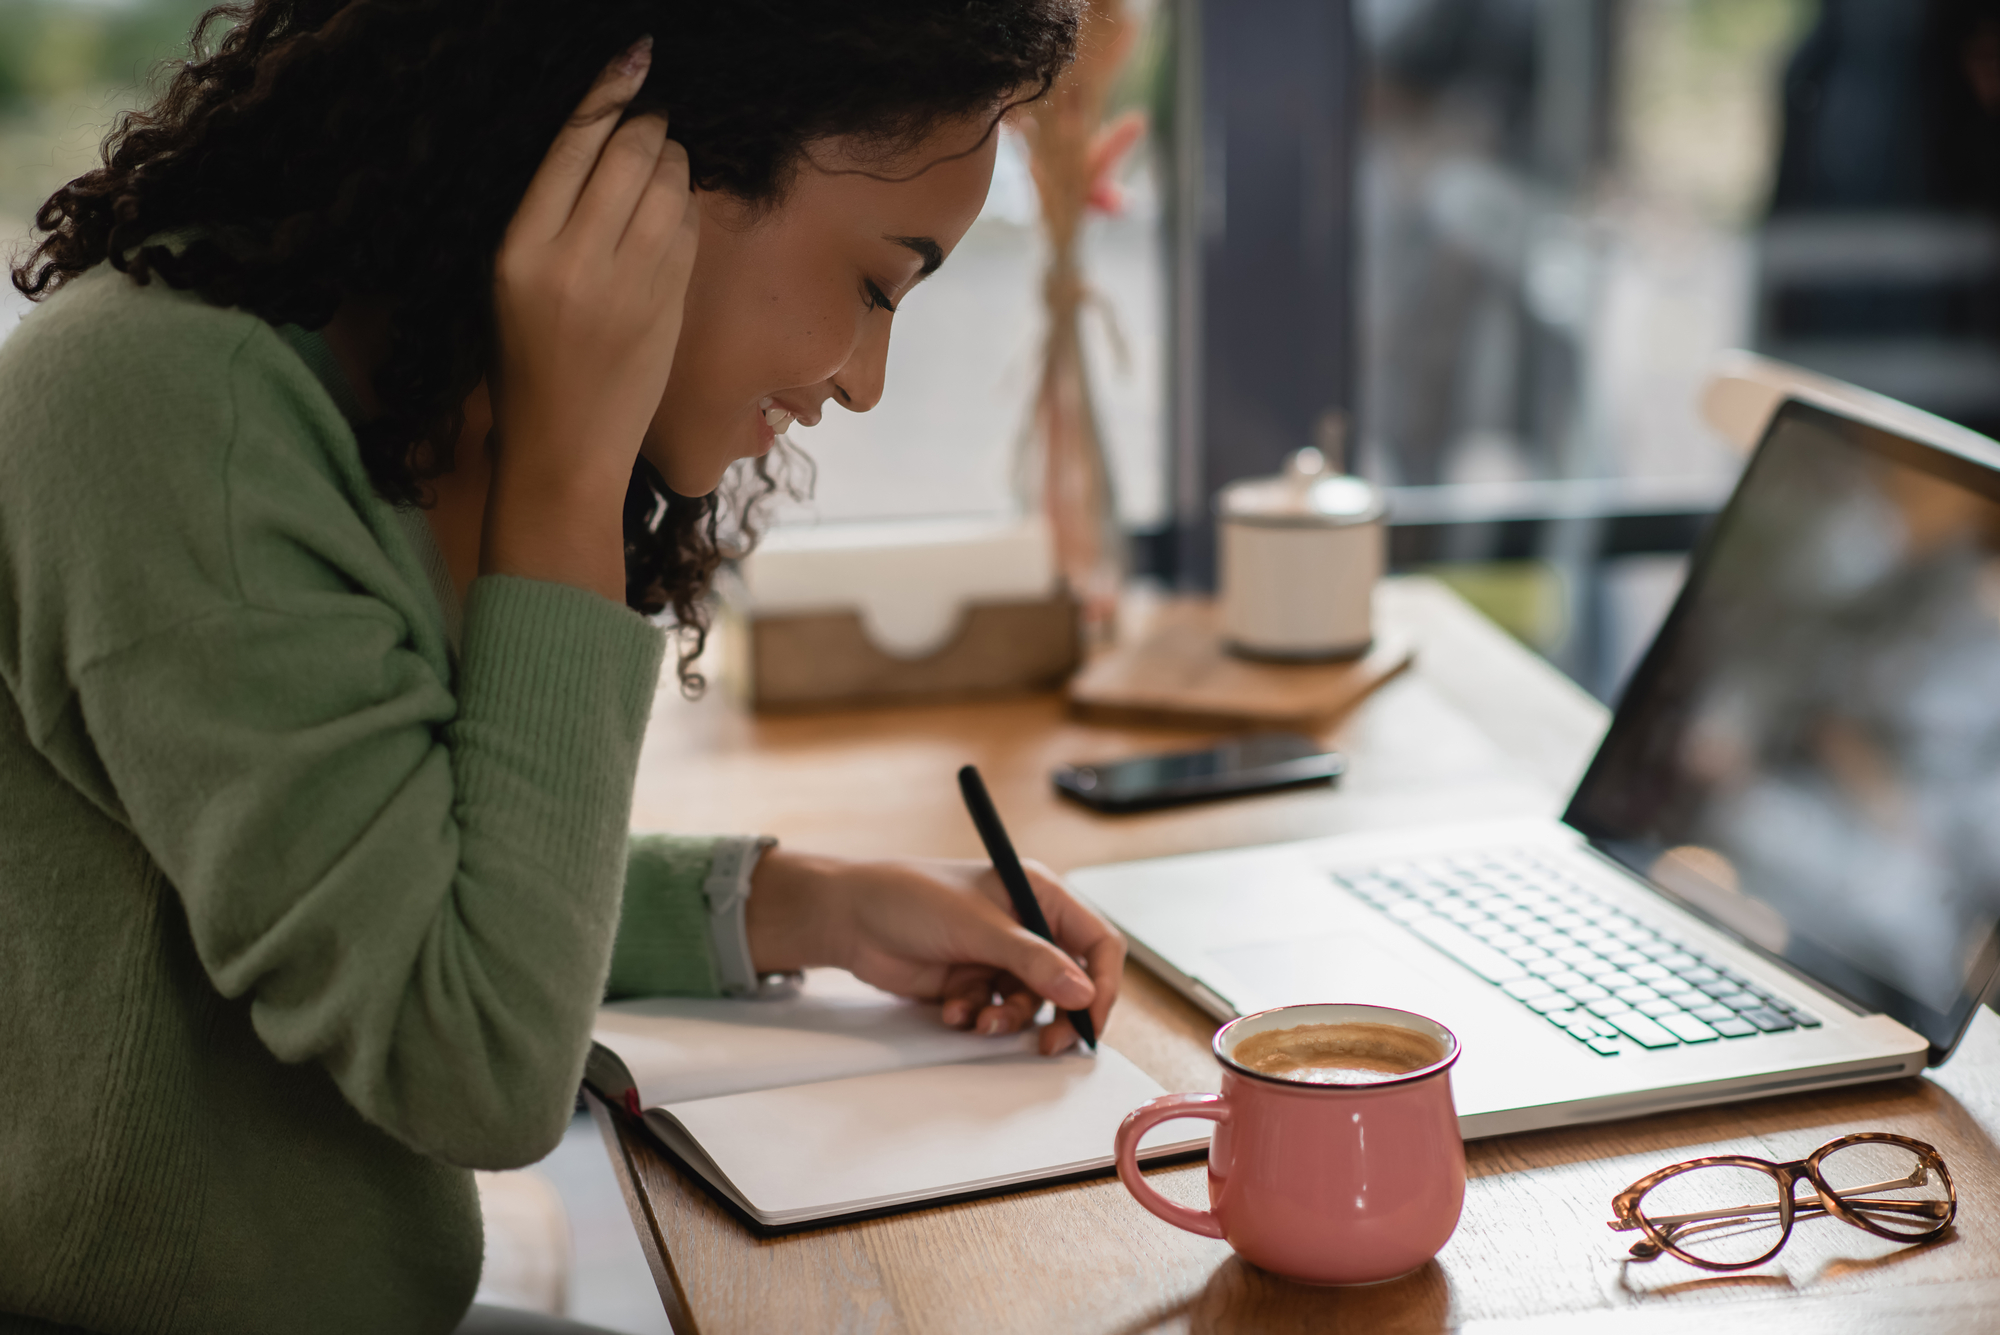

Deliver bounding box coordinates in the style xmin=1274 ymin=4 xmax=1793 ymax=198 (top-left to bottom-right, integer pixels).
xmin=1051 ymin=732 xmax=1345 ymax=814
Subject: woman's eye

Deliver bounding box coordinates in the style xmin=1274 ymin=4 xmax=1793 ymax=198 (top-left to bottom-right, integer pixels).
xmin=863 ymin=280 xmax=898 ymax=315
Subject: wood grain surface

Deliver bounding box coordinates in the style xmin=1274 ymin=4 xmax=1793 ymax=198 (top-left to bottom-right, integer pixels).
xmin=598 ymin=578 xmax=2000 ymax=1333
xmin=1064 ymin=597 xmax=1414 ymax=731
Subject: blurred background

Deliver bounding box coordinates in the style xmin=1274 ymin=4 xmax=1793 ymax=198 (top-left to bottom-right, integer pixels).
xmin=5 ymin=0 xmax=1998 ymax=703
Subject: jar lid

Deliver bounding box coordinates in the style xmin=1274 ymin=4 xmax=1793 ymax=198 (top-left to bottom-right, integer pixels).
xmin=1216 ymin=447 xmax=1385 ymax=528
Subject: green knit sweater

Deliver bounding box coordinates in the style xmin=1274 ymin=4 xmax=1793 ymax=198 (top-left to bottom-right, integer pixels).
xmin=0 ymin=265 xmax=727 ymax=1334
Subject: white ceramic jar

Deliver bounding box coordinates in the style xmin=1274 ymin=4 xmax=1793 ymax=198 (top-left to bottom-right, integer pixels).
xmin=1216 ymin=447 xmax=1386 ymax=661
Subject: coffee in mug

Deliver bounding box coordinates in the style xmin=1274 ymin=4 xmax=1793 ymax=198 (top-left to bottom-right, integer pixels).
xmin=1232 ymin=1021 xmax=1445 ymax=1085
xmin=1114 ymin=1003 xmax=1464 ymax=1286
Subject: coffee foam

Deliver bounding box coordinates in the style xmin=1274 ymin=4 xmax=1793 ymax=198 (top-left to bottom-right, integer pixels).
xmin=1231 ymin=1021 xmax=1445 ymax=1085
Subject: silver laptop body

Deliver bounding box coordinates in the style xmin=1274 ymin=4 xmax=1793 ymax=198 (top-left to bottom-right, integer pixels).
xmin=1074 ymin=399 xmax=2000 ymax=1137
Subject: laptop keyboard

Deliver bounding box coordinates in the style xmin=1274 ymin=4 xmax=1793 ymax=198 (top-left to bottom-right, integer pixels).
xmin=1334 ymin=850 xmax=1822 ymax=1056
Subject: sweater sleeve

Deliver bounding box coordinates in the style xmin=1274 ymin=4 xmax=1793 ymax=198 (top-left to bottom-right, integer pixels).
xmin=606 ymin=834 xmax=729 ymax=999
xmin=73 ymin=576 xmax=664 ymax=1169
xmin=3 ymin=281 xmax=668 ymax=1171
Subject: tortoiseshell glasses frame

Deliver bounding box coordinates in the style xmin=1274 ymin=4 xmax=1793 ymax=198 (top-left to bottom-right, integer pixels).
xmin=1607 ymin=1132 xmax=1955 ymax=1270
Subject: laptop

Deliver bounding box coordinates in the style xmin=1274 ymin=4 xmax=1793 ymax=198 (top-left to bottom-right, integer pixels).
xmin=1071 ymin=397 xmax=2000 ymax=1137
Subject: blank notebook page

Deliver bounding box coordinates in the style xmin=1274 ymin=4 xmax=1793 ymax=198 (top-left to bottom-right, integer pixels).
xmin=656 ymin=1046 xmax=1207 ymax=1224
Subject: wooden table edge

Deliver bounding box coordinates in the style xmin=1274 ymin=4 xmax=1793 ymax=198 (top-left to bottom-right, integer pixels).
xmin=587 ymin=1088 xmax=699 ymax=1335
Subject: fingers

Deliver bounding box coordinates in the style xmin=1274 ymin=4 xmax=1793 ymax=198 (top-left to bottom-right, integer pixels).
xmin=621 ymin=140 xmax=698 ymax=281
xmin=944 ymin=968 xmax=1046 ymax=1037
xmin=1022 ymin=863 xmax=1124 ymax=1043
xmin=512 ymin=36 xmax=654 ymax=243
xmin=566 ymin=112 xmax=671 ymax=249
xmin=973 ymin=916 xmax=1095 ymax=1015
xmin=1040 ymin=1012 xmax=1083 ymax=1056
xmin=1078 ymin=926 xmax=1126 ymax=1038
xmin=981 ymin=976 xmax=1043 ymax=1036
xmin=940 ymin=965 xmax=995 ymax=1029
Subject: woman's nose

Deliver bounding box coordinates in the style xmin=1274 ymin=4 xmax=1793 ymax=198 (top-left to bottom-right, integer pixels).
xmin=830 ymin=318 xmax=891 ymax=413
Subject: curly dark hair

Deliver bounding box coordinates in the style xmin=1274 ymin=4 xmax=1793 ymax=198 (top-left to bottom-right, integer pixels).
xmin=12 ymin=0 xmax=1080 ymax=690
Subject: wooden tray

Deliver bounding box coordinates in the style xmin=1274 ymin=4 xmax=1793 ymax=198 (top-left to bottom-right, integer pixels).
xmin=1066 ymin=598 xmax=1414 ymax=731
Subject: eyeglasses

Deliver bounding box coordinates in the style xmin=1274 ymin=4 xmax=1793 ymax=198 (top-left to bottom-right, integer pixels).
xmin=1607 ymin=1132 xmax=1955 ymax=1270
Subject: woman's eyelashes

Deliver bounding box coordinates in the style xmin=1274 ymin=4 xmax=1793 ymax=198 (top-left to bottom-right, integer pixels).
xmin=862 ymin=279 xmax=898 ymax=314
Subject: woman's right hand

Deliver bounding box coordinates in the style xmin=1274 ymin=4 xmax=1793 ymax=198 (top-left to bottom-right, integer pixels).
xmin=483 ymin=36 xmax=699 ymax=601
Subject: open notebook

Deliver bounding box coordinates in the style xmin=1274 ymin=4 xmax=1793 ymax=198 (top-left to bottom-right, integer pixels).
xmin=587 ymin=969 xmax=1210 ymax=1228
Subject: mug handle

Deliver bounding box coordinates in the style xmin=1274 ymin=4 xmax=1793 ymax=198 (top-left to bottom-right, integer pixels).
xmin=1114 ymin=1092 xmax=1231 ymax=1240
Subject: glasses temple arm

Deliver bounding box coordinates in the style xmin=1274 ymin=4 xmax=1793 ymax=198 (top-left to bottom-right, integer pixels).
xmin=1608 ymin=1172 xmax=1930 ymax=1232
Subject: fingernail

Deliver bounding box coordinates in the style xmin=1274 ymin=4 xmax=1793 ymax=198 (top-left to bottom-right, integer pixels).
xmin=615 ymin=35 xmax=654 ymax=80
xmin=979 ymin=1013 xmax=1002 ymax=1036
xmin=943 ymin=1001 xmax=967 ymax=1026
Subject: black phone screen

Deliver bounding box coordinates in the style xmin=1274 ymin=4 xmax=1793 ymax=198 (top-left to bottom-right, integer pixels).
xmin=1054 ymin=733 xmax=1344 ymax=813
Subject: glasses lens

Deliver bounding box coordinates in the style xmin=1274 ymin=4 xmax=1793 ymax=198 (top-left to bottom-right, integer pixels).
xmin=1637 ymin=1163 xmax=1788 ymax=1266
xmin=1815 ymin=1140 xmax=1952 ymax=1238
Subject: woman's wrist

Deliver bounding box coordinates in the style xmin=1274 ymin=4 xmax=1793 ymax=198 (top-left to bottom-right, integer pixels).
xmin=745 ymin=848 xmax=848 ymax=974
xmin=478 ymin=448 xmax=631 ymax=600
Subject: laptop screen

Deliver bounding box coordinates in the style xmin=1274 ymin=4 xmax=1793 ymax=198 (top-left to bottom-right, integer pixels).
xmin=1566 ymin=399 xmax=2000 ymax=1058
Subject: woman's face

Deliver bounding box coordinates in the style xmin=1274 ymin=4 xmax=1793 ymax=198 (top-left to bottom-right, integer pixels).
xmin=643 ymin=117 xmax=1000 ymax=495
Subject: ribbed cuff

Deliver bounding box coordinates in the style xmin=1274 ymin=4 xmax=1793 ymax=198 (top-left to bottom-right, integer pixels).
xmin=607 ymin=834 xmax=729 ymax=998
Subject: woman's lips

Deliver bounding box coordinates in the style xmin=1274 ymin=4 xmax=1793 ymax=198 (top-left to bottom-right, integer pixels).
xmin=757 ymin=396 xmax=797 ymax=435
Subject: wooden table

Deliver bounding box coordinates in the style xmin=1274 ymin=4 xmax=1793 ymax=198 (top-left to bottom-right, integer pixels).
xmin=591 ymin=577 xmax=2000 ymax=1333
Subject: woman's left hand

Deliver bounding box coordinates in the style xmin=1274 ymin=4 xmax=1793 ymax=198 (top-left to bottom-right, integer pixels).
xmin=745 ymin=850 xmax=1126 ymax=1054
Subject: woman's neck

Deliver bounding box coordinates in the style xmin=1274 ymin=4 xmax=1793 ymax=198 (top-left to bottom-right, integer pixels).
xmin=323 ymin=302 xmax=490 ymax=604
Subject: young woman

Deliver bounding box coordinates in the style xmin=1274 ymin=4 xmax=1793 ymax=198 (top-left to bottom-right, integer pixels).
xmin=0 ymin=3 xmax=1125 ymax=1332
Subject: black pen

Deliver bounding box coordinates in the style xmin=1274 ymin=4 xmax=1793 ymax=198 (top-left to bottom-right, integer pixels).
xmin=956 ymin=764 xmax=1097 ymax=1052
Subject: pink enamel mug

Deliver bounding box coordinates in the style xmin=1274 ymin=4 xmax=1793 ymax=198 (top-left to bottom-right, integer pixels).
xmin=1114 ymin=1003 xmax=1466 ymax=1285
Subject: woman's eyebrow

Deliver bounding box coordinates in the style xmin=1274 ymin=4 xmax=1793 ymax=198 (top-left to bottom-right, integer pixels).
xmin=887 ymin=235 xmax=944 ymax=277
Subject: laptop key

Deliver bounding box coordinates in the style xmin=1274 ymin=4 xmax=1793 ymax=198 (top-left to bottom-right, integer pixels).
xmin=1502 ymin=977 xmax=1555 ymax=1001
xmin=1710 ymin=1016 xmax=1758 ymax=1038
xmin=1635 ymin=998 xmax=1683 ymax=1018
xmin=1586 ymin=998 xmax=1634 ymax=1019
xmin=1586 ymin=1037 xmax=1624 ymax=1056
xmin=1527 ymin=993 xmax=1577 ymax=1014
xmin=1401 ymin=914 xmax=1529 ymax=984
xmin=1786 ymin=1010 xmax=1824 ymax=1029
xmin=1656 ymin=1013 xmax=1721 ymax=1043
xmin=1562 ymin=982 xmax=1611 ymax=1003
xmin=1607 ymin=1013 xmax=1680 ymax=1048
xmin=1739 ymin=1007 xmax=1797 ymax=1032
xmin=1691 ymin=1004 xmax=1735 ymax=1023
